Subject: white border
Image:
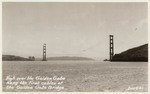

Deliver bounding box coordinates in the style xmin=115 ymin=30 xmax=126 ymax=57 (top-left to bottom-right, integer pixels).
xmin=1 ymin=0 xmax=149 ymax=2
xmin=0 ymin=0 xmax=149 ymax=94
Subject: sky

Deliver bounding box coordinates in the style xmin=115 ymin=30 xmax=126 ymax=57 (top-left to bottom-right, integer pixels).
xmin=2 ymin=2 xmax=148 ymax=60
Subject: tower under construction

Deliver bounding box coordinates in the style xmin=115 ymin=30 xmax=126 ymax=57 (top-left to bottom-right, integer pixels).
xmin=109 ymin=35 xmax=114 ymax=61
xmin=43 ymin=44 xmax=47 ymax=61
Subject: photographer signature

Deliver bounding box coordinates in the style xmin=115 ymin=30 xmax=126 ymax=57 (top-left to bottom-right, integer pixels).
xmin=126 ymin=86 xmax=143 ymax=91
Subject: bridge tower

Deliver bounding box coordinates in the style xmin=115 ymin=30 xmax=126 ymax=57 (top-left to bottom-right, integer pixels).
xmin=110 ymin=35 xmax=114 ymax=61
xmin=43 ymin=44 xmax=47 ymax=61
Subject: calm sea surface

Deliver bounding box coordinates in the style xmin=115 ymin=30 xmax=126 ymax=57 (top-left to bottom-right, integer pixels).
xmin=2 ymin=61 xmax=148 ymax=92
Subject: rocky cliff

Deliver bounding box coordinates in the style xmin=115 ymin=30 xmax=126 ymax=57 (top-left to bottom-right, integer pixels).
xmin=112 ymin=44 xmax=148 ymax=61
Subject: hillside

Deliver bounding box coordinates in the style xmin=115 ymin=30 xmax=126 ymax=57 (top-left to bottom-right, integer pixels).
xmin=2 ymin=55 xmax=29 ymax=61
xmin=47 ymin=56 xmax=94 ymax=61
xmin=112 ymin=44 xmax=148 ymax=61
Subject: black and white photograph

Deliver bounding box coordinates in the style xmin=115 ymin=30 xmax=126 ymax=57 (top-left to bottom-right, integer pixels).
xmin=1 ymin=1 xmax=149 ymax=92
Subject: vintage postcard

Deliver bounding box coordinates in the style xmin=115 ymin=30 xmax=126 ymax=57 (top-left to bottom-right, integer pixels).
xmin=1 ymin=0 xmax=149 ymax=94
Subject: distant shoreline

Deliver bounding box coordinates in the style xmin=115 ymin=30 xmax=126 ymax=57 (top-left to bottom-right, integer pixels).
xmin=2 ymin=44 xmax=148 ymax=62
xmin=2 ymin=55 xmax=95 ymax=61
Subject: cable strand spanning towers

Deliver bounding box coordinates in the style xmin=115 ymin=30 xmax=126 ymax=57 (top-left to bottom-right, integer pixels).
xmin=42 ymin=35 xmax=114 ymax=61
